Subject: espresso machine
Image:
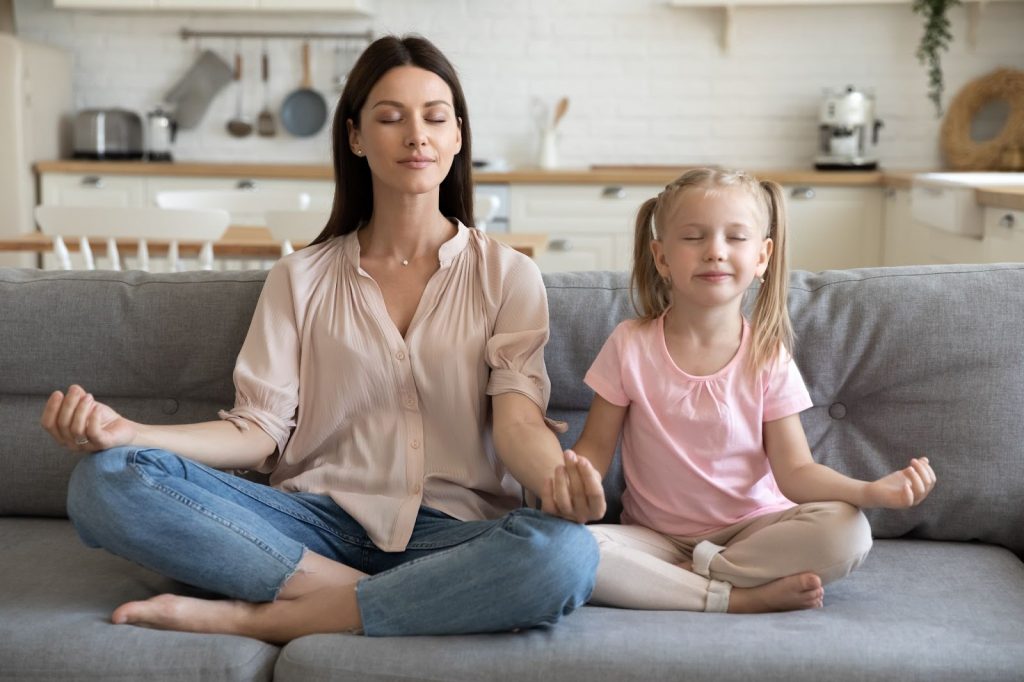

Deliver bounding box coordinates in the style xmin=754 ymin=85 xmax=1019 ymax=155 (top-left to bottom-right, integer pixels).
xmin=814 ymin=86 xmax=883 ymax=170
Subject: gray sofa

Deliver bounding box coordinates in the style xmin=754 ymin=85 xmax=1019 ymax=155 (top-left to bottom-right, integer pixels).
xmin=2 ymin=264 xmax=1023 ymax=682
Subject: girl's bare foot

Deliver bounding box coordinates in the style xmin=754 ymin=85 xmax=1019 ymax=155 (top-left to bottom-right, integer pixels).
xmin=728 ymin=573 xmax=824 ymax=613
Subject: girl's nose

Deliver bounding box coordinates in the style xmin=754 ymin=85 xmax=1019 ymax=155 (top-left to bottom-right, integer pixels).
xmin=704 ymin=237 xmax=727 ymax=261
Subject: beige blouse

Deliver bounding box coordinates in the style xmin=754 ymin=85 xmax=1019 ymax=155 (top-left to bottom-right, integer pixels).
xmin=219 ymin=222 xmax=553 ymax=551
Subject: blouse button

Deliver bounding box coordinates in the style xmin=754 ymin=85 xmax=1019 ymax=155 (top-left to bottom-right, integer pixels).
xmin=412 ymin=483 xmax=422 ymax=495
xmin=405 ymin=397 xmax=416 ymax=408
xmin=410 ymin=439 xmax=421 ymax=449
xmin=396 ymin=351 xmax=406 ymax=361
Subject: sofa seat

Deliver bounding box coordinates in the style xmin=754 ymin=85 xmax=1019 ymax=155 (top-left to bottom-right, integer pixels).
xmin=4 ymin=516 xmax=1022 ymax=681
xmin=0 ymin=518 xmax=279 ymax=682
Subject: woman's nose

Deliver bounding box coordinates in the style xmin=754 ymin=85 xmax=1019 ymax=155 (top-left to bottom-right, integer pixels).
xmin=405 ymin=121 xmax=428 ymax=147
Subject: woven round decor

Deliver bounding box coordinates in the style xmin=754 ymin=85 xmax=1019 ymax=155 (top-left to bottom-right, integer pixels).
xmin=940 ymin=68 xmax=1024 ymax=170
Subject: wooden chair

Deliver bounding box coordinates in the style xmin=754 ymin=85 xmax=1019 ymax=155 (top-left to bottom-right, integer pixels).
xmin=34 ymin=205 xmax=230 ymax=272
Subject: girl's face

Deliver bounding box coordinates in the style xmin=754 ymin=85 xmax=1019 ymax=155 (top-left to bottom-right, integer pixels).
xmin=347 ymin=65 xmax=462 ymax=198
xmin=651 ymin=185 xmax=773 ymax=311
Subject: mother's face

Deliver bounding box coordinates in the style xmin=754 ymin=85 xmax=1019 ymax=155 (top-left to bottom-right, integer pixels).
xmin=347 ymin=65 xmax=463 ymax=197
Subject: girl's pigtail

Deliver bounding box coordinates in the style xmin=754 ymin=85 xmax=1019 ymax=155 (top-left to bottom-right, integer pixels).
xmin=749 ymin=180 xmax=794 ymax=373
xmin=631 ymin=197 xmax=671 ymax=320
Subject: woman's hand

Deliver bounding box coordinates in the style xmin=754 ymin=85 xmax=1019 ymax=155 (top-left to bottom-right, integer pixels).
xmin=542 ymin=449 xmax=607 ymax=524
xmin=41 ymin=384 xmax=137 ymax=453
xmin=863 ymin=457 xmax=936 ymax=509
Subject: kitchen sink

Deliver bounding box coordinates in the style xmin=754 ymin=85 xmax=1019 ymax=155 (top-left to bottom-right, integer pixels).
xmin=911 ymin=172 xmax=1024 ymax=237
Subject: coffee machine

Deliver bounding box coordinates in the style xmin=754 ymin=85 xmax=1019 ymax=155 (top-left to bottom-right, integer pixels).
xmin=814 ymin=86 xmax=883 ymax=170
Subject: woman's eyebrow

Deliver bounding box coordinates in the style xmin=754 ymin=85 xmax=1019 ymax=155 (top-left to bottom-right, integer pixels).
xmin=371 ymin=99 xmax=453 ymax=109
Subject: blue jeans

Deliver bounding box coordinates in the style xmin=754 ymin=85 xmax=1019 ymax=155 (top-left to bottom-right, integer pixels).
xmin=66 ymin=446 xmax=598 ymax=637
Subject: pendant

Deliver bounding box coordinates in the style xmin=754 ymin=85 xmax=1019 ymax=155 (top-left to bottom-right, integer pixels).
xmin=401 ymin=259 xmax=409 ymax=266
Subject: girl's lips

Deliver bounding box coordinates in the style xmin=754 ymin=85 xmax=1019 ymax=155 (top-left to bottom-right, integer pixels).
xmin=696 ymin=273 xmax=731 ymax=282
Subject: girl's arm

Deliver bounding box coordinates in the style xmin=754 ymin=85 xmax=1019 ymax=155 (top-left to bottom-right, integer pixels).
xmin=764 ymin=414 xmax=936 ymax=509
xmin=491 ymin=392 xmax=606 ymax=523
xmin=570 ymin=394 xmax=628 ymax=478
xmin=42 ymin=384 xmax=276 ymax=471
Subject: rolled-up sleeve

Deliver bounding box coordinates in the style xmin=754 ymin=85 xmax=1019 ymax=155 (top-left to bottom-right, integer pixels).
xmin=484 ymin=259 xmax=551 ymax=412
xmin=218 ymin=262 xmax=300 ymax=465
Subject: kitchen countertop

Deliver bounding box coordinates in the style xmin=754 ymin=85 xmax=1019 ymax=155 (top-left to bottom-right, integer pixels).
xmin=34 ymin=161 xmax=1023 ymax=210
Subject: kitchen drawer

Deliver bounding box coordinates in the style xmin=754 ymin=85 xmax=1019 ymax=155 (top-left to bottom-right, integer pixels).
xmin=509 ymin=184 xmax=662 ymax=234
xmin=145 ymin=177 xmax=335 ymax=224
xmin=533 ymin=233 xmax=621 ymax=273
xmin=40 ymin=173 xmax=146 ymax=208
xmin=984 ymin=207 xmax=1024 ymax=263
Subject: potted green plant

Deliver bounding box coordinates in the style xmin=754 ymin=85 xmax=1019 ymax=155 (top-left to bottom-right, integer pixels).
xmin=914 ymin=0 xmax=962 ymax=117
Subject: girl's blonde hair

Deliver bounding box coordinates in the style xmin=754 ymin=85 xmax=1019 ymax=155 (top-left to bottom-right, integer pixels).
xmin=631 ymin=168 xmax=793 ymax=374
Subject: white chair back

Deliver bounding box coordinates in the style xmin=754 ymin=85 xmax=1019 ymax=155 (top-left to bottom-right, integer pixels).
xmin=154 ymin=190 xmax=311 ymax=226
xmin=265 ymin=209 xmax=331 ymax=256
xmin=35 ymin=205 xmax=230 ymax=272
xmin=474 ymin=193 xmax=501 ymax=232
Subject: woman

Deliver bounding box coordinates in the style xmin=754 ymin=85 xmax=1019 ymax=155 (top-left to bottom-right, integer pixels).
xmin=41 ymin=35 xmax=606 ymax=642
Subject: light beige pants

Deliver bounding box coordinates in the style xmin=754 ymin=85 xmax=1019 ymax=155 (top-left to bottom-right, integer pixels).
xmin=587 ymin=501 xmax=873 ymax=613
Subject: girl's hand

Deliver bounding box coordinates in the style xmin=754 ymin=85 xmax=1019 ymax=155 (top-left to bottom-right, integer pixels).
xmin=863 ymin=457 xmax=936 ymax=509
xmin=41 ymin=385 xmax=137 ymax=453
xmin=542 ymin=449 xmax=607 ymax=524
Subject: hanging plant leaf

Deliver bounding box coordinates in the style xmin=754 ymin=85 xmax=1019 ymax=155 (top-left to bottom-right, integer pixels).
xmin=913 ymin=0 xmax=961 ymax=117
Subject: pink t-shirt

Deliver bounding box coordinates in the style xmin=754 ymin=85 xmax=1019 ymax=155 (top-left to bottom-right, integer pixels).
xmin=584 ymin=315 xmax=813 ymax=537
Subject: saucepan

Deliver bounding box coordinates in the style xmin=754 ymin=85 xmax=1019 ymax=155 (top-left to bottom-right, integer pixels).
xmin=280 ymin=42 xmax=328 ymax=137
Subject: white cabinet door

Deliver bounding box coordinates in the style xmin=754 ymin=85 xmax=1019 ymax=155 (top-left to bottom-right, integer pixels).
xmin=784 ymin=185 xmax=883 ymax=271
xmin=510 ymin=183 xmax=661 ymax=272
xmin=983 ymin=207 xmax=1024 ymax=263
xmin=145 ymin=176 xmax=334 ymax=224
xmin=40 ymin=173 xmax=146 ymax=207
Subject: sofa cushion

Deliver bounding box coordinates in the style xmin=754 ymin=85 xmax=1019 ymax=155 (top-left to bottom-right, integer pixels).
xmin=0 ymin=269 xmax=264 ymax=516
xmin=0 ymin=518 xmax=278 ymax=682
xmin=271 ymin=539 xmax=1024 ymax=682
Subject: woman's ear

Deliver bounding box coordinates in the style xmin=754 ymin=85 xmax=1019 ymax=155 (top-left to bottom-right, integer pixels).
xmin=347 ymin=118 xmax=361 ymax=155
xmin=455 ymin=116 xmax=463 ymax=154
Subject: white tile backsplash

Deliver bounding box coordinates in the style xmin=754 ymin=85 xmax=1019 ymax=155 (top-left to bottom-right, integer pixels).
xmin=13 ymin=0 xmax=1024 ymax=170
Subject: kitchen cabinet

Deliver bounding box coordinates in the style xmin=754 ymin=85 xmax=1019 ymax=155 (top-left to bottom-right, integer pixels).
xmin=40 ymin=173 xmax=146 ymax=208
xmin=40 ymin=171 xmax=334 ymax=226
xmin=983 ymin=206 xmax=1024 ymax=263
xmin=54 ymin=0 xmax=372 ymax=12
xmin=508 ymin=183 xmax=661 ymax=272
xmin=882 ymin=187 xmax=987 ymax=265
xmin=777 ymin=185 xmax=883 ymax=271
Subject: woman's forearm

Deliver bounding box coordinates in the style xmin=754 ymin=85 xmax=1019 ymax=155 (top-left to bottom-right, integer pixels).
xmin=131 ymin=419 xmax=277 ymax=471
xmin=492 ymin=419 xmax=564 ymax=498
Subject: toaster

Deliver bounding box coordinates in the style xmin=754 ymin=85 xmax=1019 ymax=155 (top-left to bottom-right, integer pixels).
xmin=72 ymin=108 xmax=144 ymax=160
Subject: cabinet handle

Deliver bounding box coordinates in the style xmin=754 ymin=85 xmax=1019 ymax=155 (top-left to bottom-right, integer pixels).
xmin=790 ymin=187 xmax=816 ymax=200
xmin=81 ymin=176 xmax=104 ymax=188
xmin=549 ymin=238 xmax=573 ymax=251
xmin=601 ymin=186 xmax=627 ymax=200
xmin=884 ymin=188 xmax=897 ymax=199
xmin=236 ymin=179 xmax=257 ymax=190
xmin=998 ymin=213 xmax=1016 ymax=229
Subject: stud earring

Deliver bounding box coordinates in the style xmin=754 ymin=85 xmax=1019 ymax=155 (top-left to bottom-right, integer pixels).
xmin=354 ymin=148 xmax=363 ymax=156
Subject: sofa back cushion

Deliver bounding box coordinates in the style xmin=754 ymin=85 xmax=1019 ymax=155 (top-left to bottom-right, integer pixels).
xmin=0 ymin=269 xmax=264 ymax=516
xmin=2 ymin=265 xmax=1022 ymax=558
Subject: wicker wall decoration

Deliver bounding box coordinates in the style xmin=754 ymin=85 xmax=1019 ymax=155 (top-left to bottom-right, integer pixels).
xmin=940 ymin=68 xmax=1024 ymax=171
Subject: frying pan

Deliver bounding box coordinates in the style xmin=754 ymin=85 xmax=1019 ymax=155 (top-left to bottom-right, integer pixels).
xmin=280 ymin=42 xmax=328 ymax=137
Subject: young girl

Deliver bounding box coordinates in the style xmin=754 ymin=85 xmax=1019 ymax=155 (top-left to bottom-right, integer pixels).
xmin=551 ymin=168 xmax=936 ymax=615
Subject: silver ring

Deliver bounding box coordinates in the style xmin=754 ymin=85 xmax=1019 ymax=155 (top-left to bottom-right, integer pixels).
xmin=75 ymin=437 xmax=90 ymax=445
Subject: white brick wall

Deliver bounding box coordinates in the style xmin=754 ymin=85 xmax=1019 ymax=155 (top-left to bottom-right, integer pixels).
xmin=14 ymin=0 xmax=1024 ymax=170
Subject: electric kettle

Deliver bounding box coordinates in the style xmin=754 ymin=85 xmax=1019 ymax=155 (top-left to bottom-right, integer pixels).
xmin=146 ymin=107 xmax=177 ymax=162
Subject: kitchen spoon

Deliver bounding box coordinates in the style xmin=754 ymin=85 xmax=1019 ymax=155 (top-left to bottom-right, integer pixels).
xmin=226 ymin=51 xmax=253 ymax=138
xmin=257 ymin=48 xmax=276 ymax=137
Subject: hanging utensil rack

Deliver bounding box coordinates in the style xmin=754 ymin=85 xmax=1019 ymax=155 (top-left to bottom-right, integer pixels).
xmin=180 ymin=28 xmax=373 ymax=43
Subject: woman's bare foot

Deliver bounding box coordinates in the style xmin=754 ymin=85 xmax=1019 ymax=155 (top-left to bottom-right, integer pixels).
xmin=112 ymin=584 xmax=363 ymax=644
xmin=727 ymin=573 xmax=824 ymax=613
